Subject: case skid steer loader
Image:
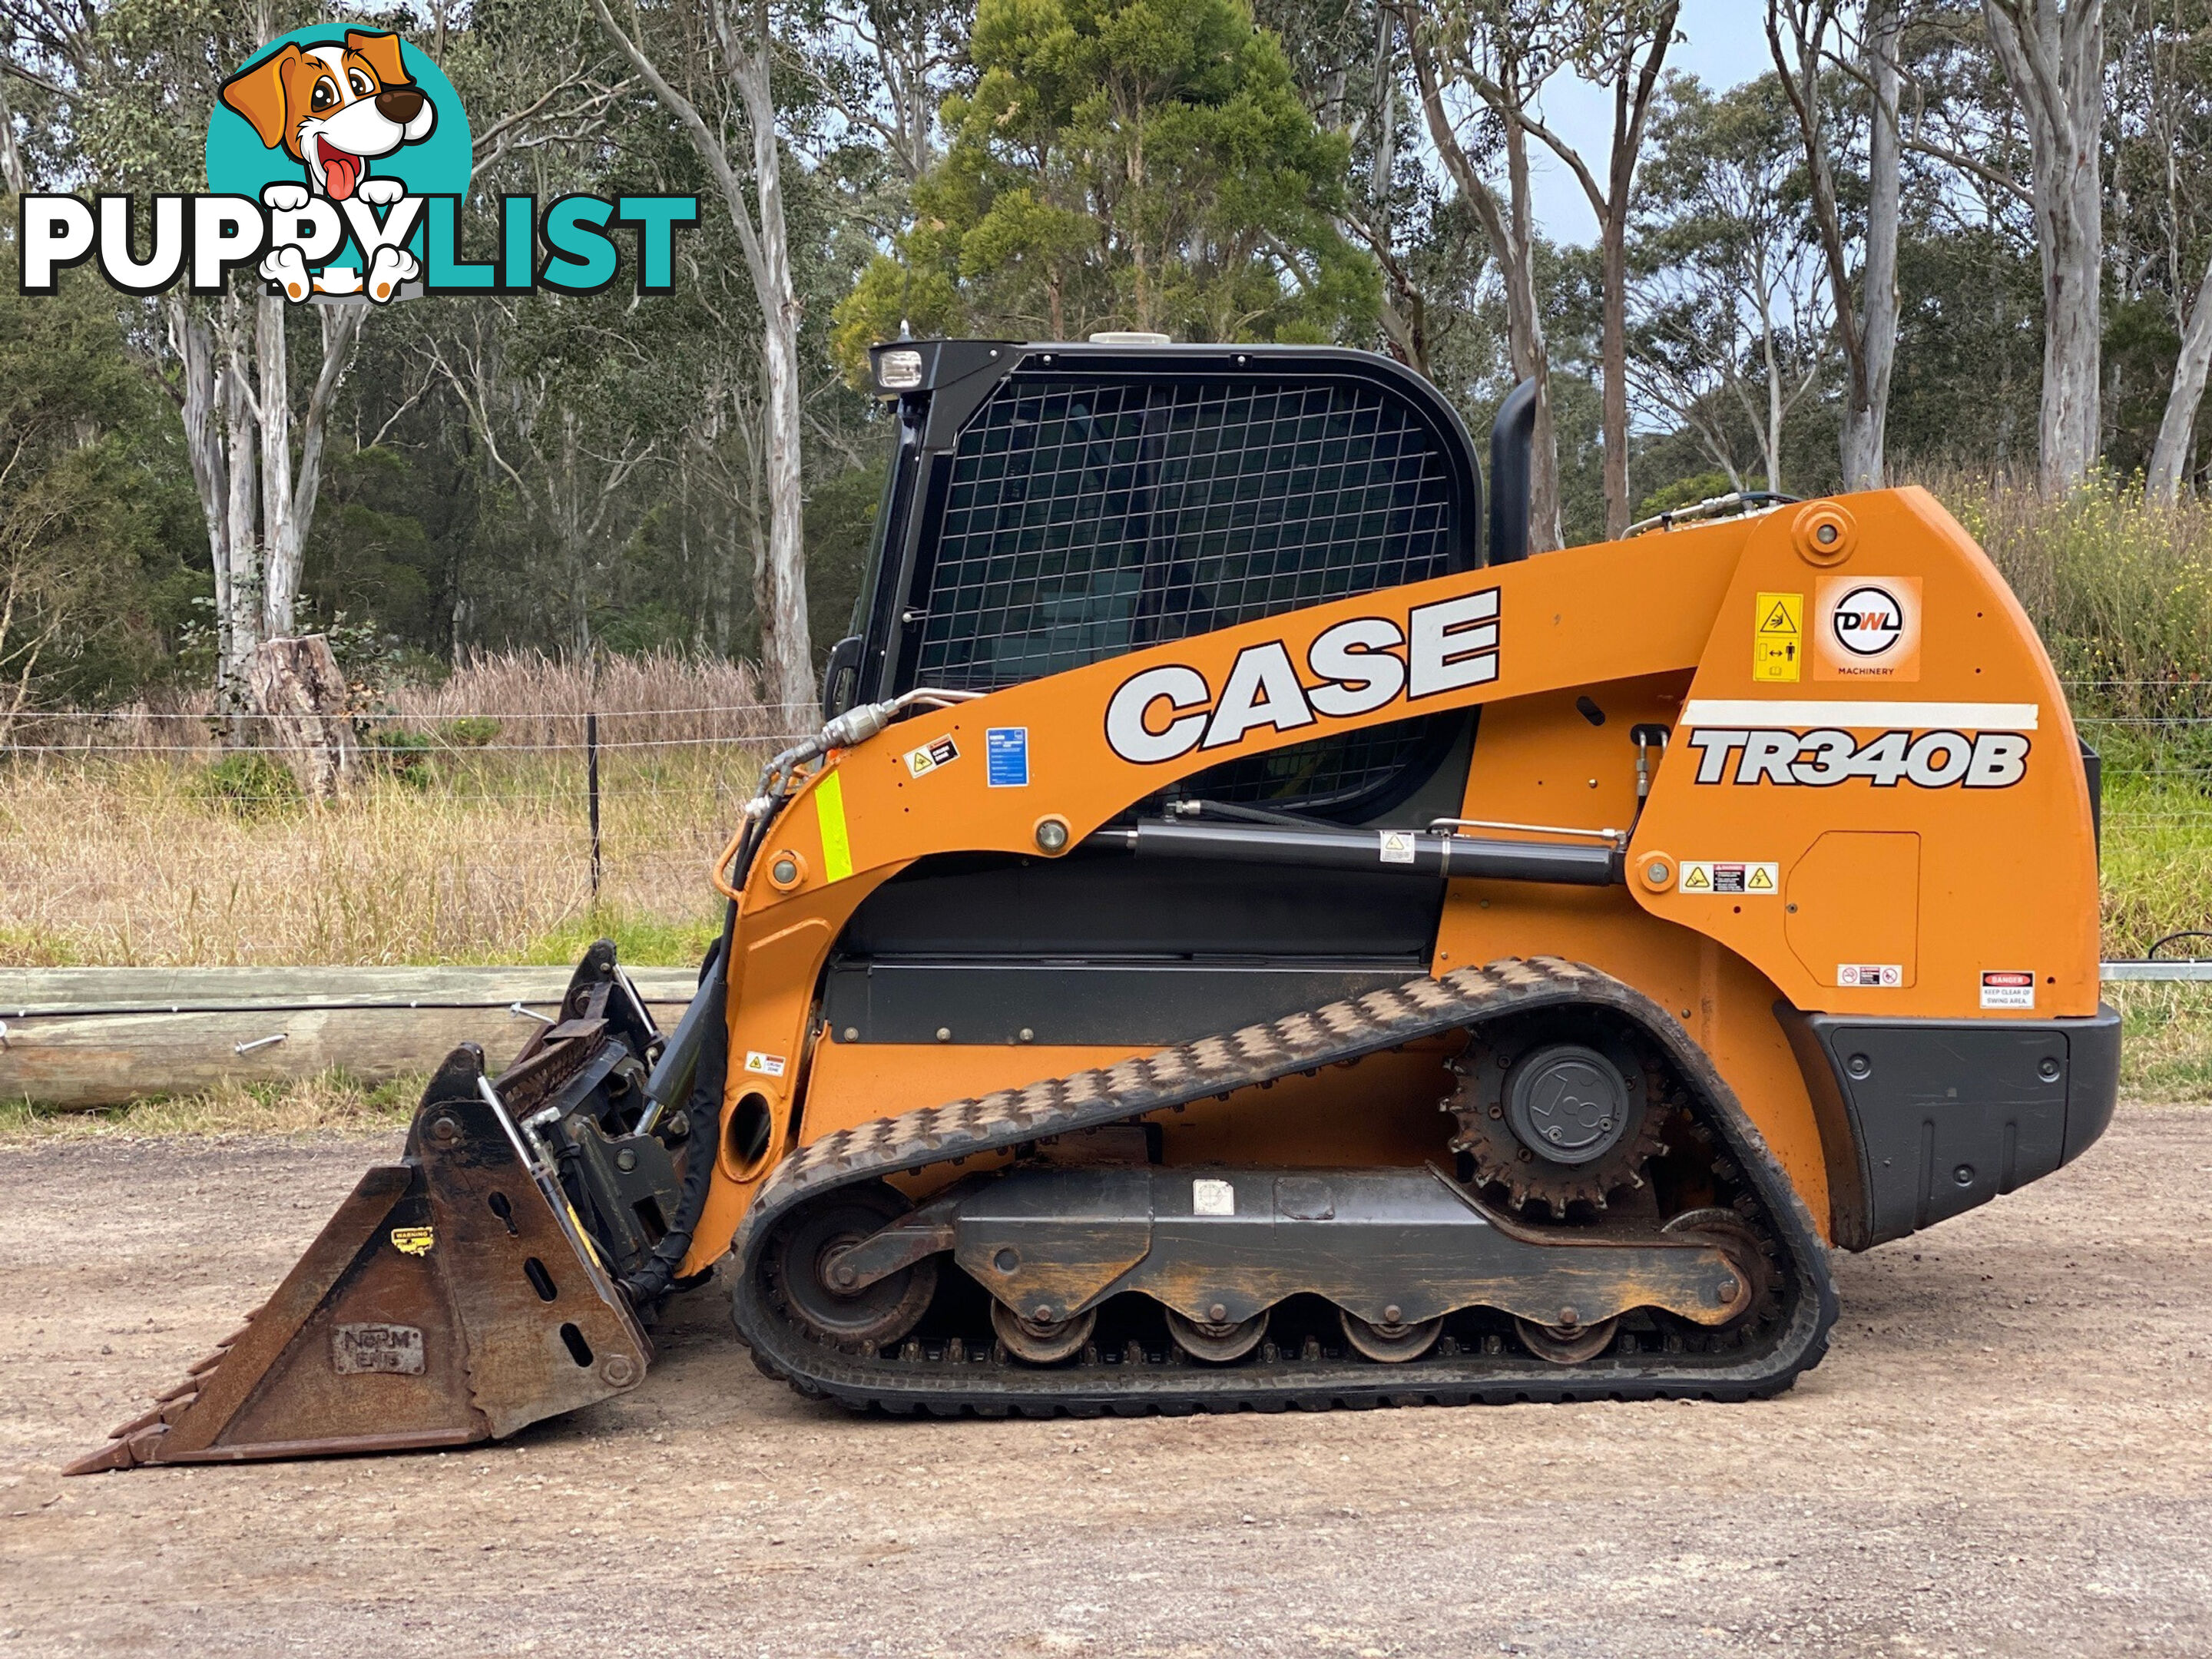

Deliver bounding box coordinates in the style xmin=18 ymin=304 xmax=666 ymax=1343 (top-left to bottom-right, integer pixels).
xmin=72 ymin=339 xmax=2116 ymax=1470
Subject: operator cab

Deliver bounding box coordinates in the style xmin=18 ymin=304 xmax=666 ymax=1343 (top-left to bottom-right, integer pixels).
xmin=820 ymin=338 xmax=1505 ymax=1047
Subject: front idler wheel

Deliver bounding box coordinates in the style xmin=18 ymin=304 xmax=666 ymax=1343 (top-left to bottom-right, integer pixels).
xmin=1165 ymin=1306 xmax=1269 ymax=1363
xmin=1339 ymin=1308 xmax=1443 ymax=1363
xmin=990 ymin=1300 xmax=1096 ymax=1365
xmin=763 ymin=1184 xmax=937 ymax=1349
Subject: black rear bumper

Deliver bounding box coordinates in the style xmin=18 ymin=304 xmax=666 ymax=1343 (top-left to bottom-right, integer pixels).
xmin=1780 ymin=1002 xmax=2121 ymax=1250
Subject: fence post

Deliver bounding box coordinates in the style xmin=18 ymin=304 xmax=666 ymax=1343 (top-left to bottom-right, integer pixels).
xmin=587 ymin=710 xmax=602 ymax=902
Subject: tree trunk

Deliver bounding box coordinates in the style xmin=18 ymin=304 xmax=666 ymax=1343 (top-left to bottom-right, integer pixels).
xmin=220 ymin=315 xmax=263 ymax=707
xmin=1599 ymin=205 xmax=1632 ymax=537
xmin=1406 ymin=39 xmax=1561 ymax=551
xmin=170 ymin=300 xmax=240 ymax=700
xmin=591 ymin=0 xmax=815 ymax=710
xmin=1502 ymin=114 xmax=1563 ymax=551
xmin=257 ymin=294 xmax=296 ymax=638
xmin=0 ymin=75 xmax=25 ymax=196
xmin=1984 ymin=0 xmax=2106 ymax=495
xmin=2147 ymin=250 xmax=2212 ymax=502
xmin=1593 ymin=9 xmax=1678 ymax=539
xmin=248 ymin=634 xmax=356 ymax=799
xmin=260 ymin=301 xmax=366 ymax=641
xmin=1844 ymin=0 xmax=1902 ymax=489
xmin=734 ymin=19 xmax=815 ymax=712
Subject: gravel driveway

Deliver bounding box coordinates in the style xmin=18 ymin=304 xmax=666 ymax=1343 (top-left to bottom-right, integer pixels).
xmin=1 ymin=1107 xmax=2207 ymax=1657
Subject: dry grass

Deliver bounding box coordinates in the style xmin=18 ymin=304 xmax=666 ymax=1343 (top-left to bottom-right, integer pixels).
xmin=2107 ymin=982 xmax=2212 ymax=1102
xmin=0 ymin=653 xmax=772 ymax=967
xmin=0 ymin=1068 xmax=422 ymax=1141
xmin=0 ymin=756 xmax=742 ymax=966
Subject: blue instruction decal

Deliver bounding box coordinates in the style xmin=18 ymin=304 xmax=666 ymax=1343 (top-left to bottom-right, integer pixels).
xmin=985 ymin=727 xmax=1030 ymax=787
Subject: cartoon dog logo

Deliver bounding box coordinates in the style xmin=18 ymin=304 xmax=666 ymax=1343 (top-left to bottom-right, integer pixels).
xmin=218 ymin=30 xmax=435 ymax=300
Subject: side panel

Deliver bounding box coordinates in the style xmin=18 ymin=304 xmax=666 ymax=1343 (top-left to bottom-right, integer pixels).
xmin=1631 ymin=488 xmax=2100 ymax=1021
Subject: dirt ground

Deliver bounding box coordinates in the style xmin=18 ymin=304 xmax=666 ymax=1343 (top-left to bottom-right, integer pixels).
xmin=1 ymin=1110 xmax=2208 ymax=1659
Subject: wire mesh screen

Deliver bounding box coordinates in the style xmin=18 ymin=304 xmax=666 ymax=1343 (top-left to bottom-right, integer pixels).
xmin=915 ymin=377 xmax=1462 ymax=685
xmin=911 ymin=373 xmax=1469 ymax=810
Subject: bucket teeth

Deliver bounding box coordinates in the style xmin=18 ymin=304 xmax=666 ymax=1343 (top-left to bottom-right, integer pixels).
xmin=108 ymin=1405 xmax=169 ymax=1439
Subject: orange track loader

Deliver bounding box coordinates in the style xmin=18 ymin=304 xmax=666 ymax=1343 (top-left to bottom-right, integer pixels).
xmin=73 ymin=339 xmax=2114 ymax=1468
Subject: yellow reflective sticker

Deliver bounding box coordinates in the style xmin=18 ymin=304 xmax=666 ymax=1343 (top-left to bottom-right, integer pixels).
xmin=814 ymin=770 xmax=854 ymax=882
xmin=389 ymin=1225 xmax=435 ymax=1257
xmin=1753 ymin=591 xmax=1803 ymax=683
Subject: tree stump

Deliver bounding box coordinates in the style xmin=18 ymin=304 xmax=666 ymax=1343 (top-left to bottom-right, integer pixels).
xmin=248 ymin=635 xmax=356 ymax=799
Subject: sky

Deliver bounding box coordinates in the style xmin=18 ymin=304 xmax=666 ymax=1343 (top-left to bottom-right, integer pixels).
xmin=1522 ymin=0 xmax=1775 ymax=246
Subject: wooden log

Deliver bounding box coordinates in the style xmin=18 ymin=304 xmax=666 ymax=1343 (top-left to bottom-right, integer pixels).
xmin=2 ymin=965 xmax=700 ymax=1015
xmin=0 ymin=966 xmax=704 ymax=1110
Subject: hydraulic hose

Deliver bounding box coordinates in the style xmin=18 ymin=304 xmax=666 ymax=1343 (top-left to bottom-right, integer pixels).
xmin=618 ymin=917 xmax=731 ymax=1306
xmin=618 ymin=687 xmax=979 ymax=1306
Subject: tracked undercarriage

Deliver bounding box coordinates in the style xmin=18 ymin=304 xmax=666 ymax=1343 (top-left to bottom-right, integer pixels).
xmin=733 ymin=959 xmax=1836 ymax=1414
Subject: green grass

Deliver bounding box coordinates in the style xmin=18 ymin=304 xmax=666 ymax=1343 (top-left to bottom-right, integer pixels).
xmin=2098 ymin=773 xmax=2212 ymax=959
xmin=0 ymin=1068 xmax=423 ymax=1141
xmin=2108 ymin=983 xmax=2212 ymax=1101
xmin=504 ymin=907 xmax=722 ymax=969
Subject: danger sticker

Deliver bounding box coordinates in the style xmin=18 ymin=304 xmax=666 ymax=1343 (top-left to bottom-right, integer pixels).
xmin=1837 ymin=963 xmax=1903 ymax=988
xmin=1191 ymin=1177 xmax=1237 ymax=1217
xmin=743 ymin=1050 xmax=788 ymax=1078
xmin=905 ymin=736 xmax=959 ymax=777
xmin=1679 ymin=860 xmax=1777 ymax=896
xmin=1379 ymin=830 xmax=1417 ymax=865
xmin=1980 ymin=970 xmax=2035 ymax=1010
xmin=389 ymin=1226 xmax=434 ymax=1257
xmin=1753 ymin=591 xmax=1803 ymax=684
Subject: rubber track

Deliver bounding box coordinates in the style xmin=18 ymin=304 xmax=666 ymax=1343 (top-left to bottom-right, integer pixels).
xmin=730 ymin=957 xmax=1839 ymax=1415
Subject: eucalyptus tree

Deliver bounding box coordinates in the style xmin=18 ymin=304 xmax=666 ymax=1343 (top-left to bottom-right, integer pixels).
xmin=1401 ymin=0 xmax=1568 ymax=548
xmin=1767 ymin=0 xmax=1902 ymax=490
xmin=1630 ymin=72 xmax=1831 ymax=495
xmin=592 ymin=0 xmax=818 ymax=710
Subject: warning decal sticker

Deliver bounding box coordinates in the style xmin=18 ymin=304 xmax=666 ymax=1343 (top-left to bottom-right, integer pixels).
xmin=1980 ymin=970 xmax=2035 ymax=1011
xmin=1680 ymin=860 xmax=1779 ymax=895
xmin=1837 ymin=963 xmax=1903 ymax=988
xmin=1753 ymin=591 xmax=1803 ymax=683
xmin=389 ymin=1226 xmax=435 ymax=1257
xmin=905 ymin=736 xmax=959 ymax=777
xmin=1379 ymin=830 xmax=1417 ymax=865
xmin=744 ymin=1050 xmax=788 ymax=1078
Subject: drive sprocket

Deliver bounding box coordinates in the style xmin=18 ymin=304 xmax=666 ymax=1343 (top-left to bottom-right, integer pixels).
xmin=1445 ymin=1017 xmax=1673 ymax=1217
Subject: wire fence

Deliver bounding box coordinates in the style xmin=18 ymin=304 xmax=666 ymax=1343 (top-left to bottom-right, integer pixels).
xmin=4 ymin=674 xmax=2212 ymax=892
xmin=4 ymin=672 xmax=2212 ymax=969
